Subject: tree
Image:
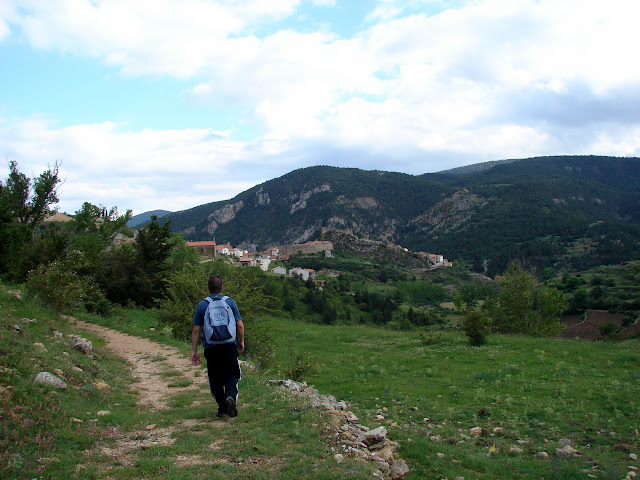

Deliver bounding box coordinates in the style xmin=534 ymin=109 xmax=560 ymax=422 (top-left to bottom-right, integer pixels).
xmin=492 ymin=260 xmax=567 ymax=336
xmin=132 ymin=215 xmax=173 ymax=305
xmin=1 ymin=160 xmax=61 ymax=231
xmin=0 ymin=161 xmax=61 ymax=276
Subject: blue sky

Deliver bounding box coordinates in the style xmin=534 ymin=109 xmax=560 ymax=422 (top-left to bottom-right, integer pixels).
xmin=1 ymin=0 xmax=639 ymax=215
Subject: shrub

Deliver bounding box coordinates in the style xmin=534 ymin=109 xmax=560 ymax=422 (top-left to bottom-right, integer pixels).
xmin=598 ymin=321 xmax=618 ymax=338
xmin=285 ymin=350 xmax=315 ymax=381
xmin=459 ymin=308 xmax=492 ymax=346
xmin=419 ymin=331 xmax=443 ymax=346
xmin=26 ymin=252 xmax=106 ymax=314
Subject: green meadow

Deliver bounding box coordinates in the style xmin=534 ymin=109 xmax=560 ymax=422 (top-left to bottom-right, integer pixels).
xmin=268 ymin=316 xmax=640 ymax=479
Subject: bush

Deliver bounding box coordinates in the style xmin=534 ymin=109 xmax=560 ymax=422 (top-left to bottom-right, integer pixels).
xmin=459 ymin=308 xmax=492 ymax=346
xmin=598 ymin=321 xmax=618 ymax=338
xmin=284 ymin=350 xmax=315 ymax=381
xmin=26 ymin=252 xmax=106 ymax=314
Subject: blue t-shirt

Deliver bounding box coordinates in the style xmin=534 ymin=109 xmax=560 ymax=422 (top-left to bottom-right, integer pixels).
xmin=193 ymin=294 xmax=242 ymax=348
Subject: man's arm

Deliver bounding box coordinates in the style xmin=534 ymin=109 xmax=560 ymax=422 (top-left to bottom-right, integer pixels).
xmin=191 ymin=325 xmax=201 ymax=365
xmin=236 ymin=320 xmax=245 ymax=353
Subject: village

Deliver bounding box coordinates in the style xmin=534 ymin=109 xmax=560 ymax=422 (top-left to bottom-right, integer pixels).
xmin=185 ymin=237 xmax=451 ymax=281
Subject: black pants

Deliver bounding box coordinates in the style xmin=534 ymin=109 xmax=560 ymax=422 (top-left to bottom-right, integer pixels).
xmin=204 ymin=343 xmax=241 ymax=411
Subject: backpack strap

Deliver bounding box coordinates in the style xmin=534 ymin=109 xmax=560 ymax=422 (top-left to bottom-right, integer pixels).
xmin=205 ymin=294 xmax=227 ymax=302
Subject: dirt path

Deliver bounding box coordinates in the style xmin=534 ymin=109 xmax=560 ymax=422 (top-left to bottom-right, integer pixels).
xmin=72 ymin=319 xmax=223 ymax=472
xmin=74 ymin=320 xmax=201 ymax=410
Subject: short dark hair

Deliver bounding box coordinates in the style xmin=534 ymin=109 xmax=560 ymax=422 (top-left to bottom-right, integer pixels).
xmin=208 ymin=275 xmax=223 ymax=294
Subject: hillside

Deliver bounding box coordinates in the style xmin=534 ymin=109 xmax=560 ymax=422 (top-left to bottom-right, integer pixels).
xmin=163 ymin=156 xmax=640 ymax=275
xmin=127 ymin=209 xmax=172 ymax=228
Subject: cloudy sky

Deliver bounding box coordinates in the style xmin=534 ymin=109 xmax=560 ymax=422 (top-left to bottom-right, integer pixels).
xmin=1 ymin=0 xmax=639 ymax=215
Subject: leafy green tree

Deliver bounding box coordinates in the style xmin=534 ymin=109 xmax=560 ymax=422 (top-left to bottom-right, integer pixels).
xmin=132 ymin=215 xmax=173 ymax=305
xmin=492 ymin=260 xmax=567 ymax=336
xmin=0 ymin=161 xmax=61 ymax=277
xmin=0 ymin=160 xmax=61 ymax=231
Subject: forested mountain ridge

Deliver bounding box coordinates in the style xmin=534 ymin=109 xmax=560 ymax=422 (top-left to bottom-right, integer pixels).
xmin=160 ymin=156 xmax=640 ymax=275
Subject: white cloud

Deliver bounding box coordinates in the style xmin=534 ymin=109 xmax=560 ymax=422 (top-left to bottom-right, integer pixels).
xmin=2 ymin=0 xmax=639 ymax=215
xmin=11 ymin=0 xmax=301 ymax=77
xmin=0 ymin=118 xmax=273 ymax=214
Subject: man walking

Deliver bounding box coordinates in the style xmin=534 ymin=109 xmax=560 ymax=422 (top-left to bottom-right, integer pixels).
xmin=191 ymin=275 xmax=245 ymax=417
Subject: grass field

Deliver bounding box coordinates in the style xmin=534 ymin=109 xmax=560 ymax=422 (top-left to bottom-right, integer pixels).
xmin=268 ymin=316 xmax=640 ymax=479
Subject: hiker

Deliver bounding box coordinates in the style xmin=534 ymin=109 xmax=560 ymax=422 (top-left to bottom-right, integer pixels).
xmin=191 ymin=275 xmax=245 ymax=417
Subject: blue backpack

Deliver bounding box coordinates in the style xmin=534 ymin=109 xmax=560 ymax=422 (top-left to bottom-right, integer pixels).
xmin=203 ymin=296 xmax=236 ymax=344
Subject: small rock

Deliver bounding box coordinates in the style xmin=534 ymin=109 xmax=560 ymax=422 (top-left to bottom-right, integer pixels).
xmin=429 ymin=435 xmax=441 ymax=442
xmin=471 ymin=427 xmax=486 ymax=436
xmin=631 ymin=453 xmax=639 ymax=461
xmin=389 ymin=459 xmax=410 ymax=479
xmin=33 ymin=372 xmax=67 ymax=389
xmin=70 ymin=417 xmax=83 ymax=423
xmin=53 ymin=368 xmax=64 ymax=377
xmin=33 ymin=342 xmax=46 ymax=350
xmin=344 ymin=411 xmax=359 ymax=423
xmin=146 ymin=424 xmax=157 ymax=430
xmin=555 ymin=445 xmax=578 ymax=458
xmin=12 ymin=325 xmax=21 ymax=332
xmin=436 ymin=453 xmax=445 ymax=458
xmin=334 ymin=453 xmax=344 ymax=464
xmin=559 ymin=438 xmax=571 ymax=446
xmin=94 ymin=380 xmax=110 ymax=390
xmin=362 ymin=426 xmax=388 ymax=447
xmin=455 ymin=477 xmax=465 ymax=480
xmin=493 ymin=427 xmax=503 ymax=434
xmin=627 ymin=472 xmax=637 ymax=478
xmin=510 ymin=446 xmax=524 ymax=455
xmin=535 ymin=451 xmax=550 ymax=459
xmin=96 ymin=411 xmax=110 ymax=416
xmin=73 ymin=338 xmax=93 ymax=355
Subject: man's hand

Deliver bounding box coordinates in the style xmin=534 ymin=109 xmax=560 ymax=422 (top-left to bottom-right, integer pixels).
xmin=237 ymin=341 xmax=245 ymax=354
xmin=191 ymin=351 xmax=201 ymax=366
xmin=191 ymin=325 xmax=202 ymax=366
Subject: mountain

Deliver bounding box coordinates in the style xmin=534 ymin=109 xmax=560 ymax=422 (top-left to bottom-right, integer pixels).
xmin=163 ymin=156 xmax=640 ymax=276
xmin=128 ymin=210 xmax=172 ymax=228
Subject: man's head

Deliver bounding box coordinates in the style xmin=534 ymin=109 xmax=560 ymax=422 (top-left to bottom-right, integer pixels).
xmin=208 ymin=275 xmax=223 ymax=294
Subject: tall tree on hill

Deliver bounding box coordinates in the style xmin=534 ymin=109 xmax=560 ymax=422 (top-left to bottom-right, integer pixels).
xmin=491 ymin=260 xmax=567 ymax=336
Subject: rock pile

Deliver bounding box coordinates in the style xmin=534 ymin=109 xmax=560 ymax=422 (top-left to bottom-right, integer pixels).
xmin=269 ymin=379 xmax=409 ymax=480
